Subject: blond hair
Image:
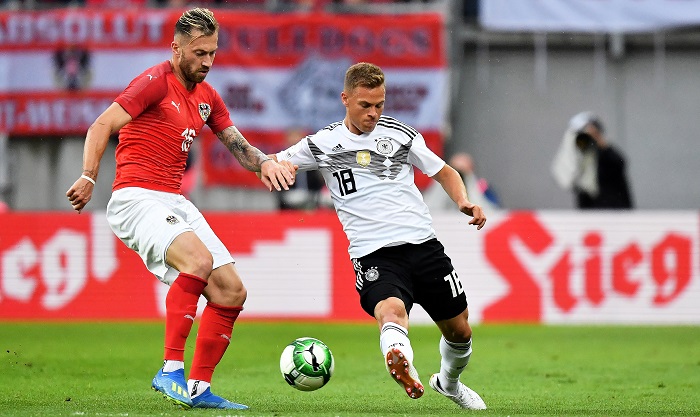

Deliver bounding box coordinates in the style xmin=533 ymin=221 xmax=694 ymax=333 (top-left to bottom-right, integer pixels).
xmin=344 ymin=62 xmax=385 ymax=93
xmin=175 ymin=8 xmax=218 ymax=39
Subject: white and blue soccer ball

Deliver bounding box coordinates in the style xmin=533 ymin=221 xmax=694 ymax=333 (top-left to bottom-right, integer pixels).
xmin=280 ymin=337 xmax=334 ymax=391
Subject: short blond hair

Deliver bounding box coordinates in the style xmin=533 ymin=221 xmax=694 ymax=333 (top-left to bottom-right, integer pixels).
xmin=344 ymin=62 xmax=385 ymax=93
xmin=175 ymin=8 xmax=218 ymax=39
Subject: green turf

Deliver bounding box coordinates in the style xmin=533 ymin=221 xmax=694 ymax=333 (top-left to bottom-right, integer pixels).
xmin=0 ymin=322 xmax=698 ymax=416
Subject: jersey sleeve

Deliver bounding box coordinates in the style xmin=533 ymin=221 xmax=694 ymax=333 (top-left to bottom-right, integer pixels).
xmin=114 ymin=73 xmax=168 ymax=119
xmin=276 ymin=137 xmax=318 ymax=171
xmin=206 ymin=88 xmax=234 ymax=134
xmin=407 ymin=132 xmax=445 ymax=177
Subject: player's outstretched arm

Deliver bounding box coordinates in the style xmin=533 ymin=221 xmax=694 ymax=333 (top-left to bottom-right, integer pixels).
xmin=255 ymin=155 xmax=299 ymax=182
xmin=66 ymin=102 xmax=131 ymax=213
xmin=216 ymin=126 xmax=295 ymax=191
xmin=431 ymin=163 xmax=487 ymax=230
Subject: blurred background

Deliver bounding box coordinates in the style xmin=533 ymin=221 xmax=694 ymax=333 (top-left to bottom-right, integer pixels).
xmin=2 ymin=0 xmax=697 ymax=212
xmin=0 ymin=0 xmax=698 ymax=324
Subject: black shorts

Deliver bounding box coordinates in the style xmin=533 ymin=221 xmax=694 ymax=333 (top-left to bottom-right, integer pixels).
xmin=352 ymin=238 xmax=469 ymax=322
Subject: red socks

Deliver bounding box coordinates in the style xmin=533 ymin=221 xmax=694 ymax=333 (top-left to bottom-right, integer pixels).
xmin=163 ymin=272 xmax=208 ymax=361
xmin=189 ymin=302 xmax=242 ymax=382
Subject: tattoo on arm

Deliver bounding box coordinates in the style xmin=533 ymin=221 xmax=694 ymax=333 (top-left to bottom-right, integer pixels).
xmin=217 ymin=126 xmax=271 ymax=172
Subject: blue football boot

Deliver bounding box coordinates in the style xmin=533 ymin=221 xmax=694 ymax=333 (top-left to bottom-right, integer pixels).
xmin=151 ymin=368 xmax=192 ymax=409
xmin=191 ymin=387 xmax=249 ymax=410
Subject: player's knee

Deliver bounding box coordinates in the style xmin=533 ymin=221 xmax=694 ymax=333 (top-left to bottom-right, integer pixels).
xmin=374 ymin=297 xmax=408 ymax=326
xmin=188 ymin=252 xmax=214 ymax=279
xmin=209 ymin=280 xmax=247 ymax=307
xmin=443 ymin=321 xmax=472 ymax=343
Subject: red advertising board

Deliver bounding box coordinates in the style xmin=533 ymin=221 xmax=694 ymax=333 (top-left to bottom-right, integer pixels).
xmin=1 ymin=211 xmax=698 ymax=324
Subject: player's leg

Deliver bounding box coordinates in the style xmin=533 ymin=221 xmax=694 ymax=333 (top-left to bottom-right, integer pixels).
xmin=430 ymin=309 xmax=486 ymax=409
xmin=163 ymin=231 xmax=214 ymax=366
xmin=434 ymin=307 xmax=472 ymax=392
xmin=412 ymin=239 xmax=486 ymax=410
xmin=153 ymin=231 xmax=213 ymax=408
xmin=177 ymin=206 xmax=248 ymax=410
xmin=106 ymin=189 xmax=204 ymax=408
xmin=374 ymin=297 xmax=425 ymax=399
xmin=187 ymin=263 xmax=248 ymax=409
xmin=353 ymin=249 xmax=424 ymax=399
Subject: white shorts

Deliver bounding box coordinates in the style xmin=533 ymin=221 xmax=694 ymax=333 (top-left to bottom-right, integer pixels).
xmin=106 ymin=187 xmax=235 ymax=285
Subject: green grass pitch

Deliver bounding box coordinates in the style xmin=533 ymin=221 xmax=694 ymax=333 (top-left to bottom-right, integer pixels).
xmin=1 ymin=321 xmax=698 ymax=416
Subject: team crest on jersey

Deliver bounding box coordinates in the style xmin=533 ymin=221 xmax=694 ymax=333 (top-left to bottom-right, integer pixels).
xmin=376 ymin=138 xmax=393 ymax=155
xmin=364 ymin=267 xmax=379 ymax=282
xmin=356 ymin=151 xmax=371 ymax=167
xmin=165 ymin=215 xmax=179 ymax=225
xmin=198 ymin=103 xmax=211 ymax=121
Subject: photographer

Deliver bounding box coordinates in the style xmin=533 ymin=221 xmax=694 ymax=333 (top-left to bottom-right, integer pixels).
xmin=551 ymin=112 xmax=634 ymax=209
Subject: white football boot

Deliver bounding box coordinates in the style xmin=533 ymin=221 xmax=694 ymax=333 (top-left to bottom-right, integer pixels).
xmin=429 ymin=373 xmax=487 ymax=410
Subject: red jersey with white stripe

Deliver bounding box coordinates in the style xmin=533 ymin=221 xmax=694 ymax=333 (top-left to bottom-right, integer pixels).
xmin=112 ymin=60 xmax=233 ymax=193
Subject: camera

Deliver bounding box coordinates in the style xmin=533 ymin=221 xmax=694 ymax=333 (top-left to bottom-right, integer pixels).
xmin=575 ymin=132 xmax=595 ymax=150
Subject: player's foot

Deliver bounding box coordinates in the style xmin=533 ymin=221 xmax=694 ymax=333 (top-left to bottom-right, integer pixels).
xmin=385 ymin=347 xmax=424 ymax=399
xmin=429 ymin=373 xmax=486 ymax=410
xmin=151 ymin=368 xmax=192 ymax=409
xmin=191 ymin=387 xmax=249 ymax=409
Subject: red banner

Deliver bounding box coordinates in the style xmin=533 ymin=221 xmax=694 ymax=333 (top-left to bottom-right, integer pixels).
xmin=1 ymin=9 xmax=447 ymax=189
xmin=0 ymin=92 xmax=113 ymax=135
xmin=0 ymin=10 xmax=445 ymax=67
xmin=1 ymin=211 xmax=698 ymax=323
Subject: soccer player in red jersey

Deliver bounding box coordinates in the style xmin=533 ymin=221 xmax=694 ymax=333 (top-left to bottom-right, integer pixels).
xmin=66 ymin=8 xmax=295 ymax=410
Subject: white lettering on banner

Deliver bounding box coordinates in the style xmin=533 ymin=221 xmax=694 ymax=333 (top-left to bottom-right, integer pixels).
xmin=1 ymin=238 xmax=38 ymax=302
xmin=428 ymin=212 xmax=700 ymax=325
xmin=0 ymin=12 xmax=167 ymax=46
xmin=0 ymin=216 xmax=119 ymax=309
xmin=91 ymin=212 xmax=117 ymax=282
xmin=41 ymin=230 xmax=87 ymax=310
xmin=0 ymin=97 xmax=112 ymax=134
xmin=153 ymin=229 xmax=332 ymax=318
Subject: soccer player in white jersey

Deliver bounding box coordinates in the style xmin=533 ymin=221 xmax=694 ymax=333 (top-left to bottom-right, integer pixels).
xmin=272 ymin=62 xmax=488 ymax=409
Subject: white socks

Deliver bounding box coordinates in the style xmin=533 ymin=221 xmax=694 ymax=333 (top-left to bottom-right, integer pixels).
xmin=380 ymin=322 xmax=414 ymax=363
xmin=438 ymin=335 xmax=472 ymax=393
xmin=162 ymin=360 xmax=184 ymax=373
xmin=187 ymin=379 xmax=211 ymax=399
xmin=162 ymin=361 xmax=209 ymax=399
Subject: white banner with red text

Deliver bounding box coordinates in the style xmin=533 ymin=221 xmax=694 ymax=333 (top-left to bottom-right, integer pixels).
xmin=480 ymin=0 xmax=700 ymax=33
xmin=0 ymin=9 xmax=447 ymax=188
xmin=1 ymin=211 xmax=697 ymax=324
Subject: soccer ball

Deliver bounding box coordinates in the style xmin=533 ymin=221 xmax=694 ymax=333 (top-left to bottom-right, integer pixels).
xmin=279 ymin=337 xmax=334 ymax=391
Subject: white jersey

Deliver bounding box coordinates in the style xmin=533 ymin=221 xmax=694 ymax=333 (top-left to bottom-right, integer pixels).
xmin=276 ymin=115 xmax=446 ymax=258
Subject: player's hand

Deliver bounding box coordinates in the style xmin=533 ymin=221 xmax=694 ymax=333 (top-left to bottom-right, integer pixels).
xmin=460 ymin=203 xmax=486 ymax=230
xmin=66 ymin=176 xmax=95 ymax=214
xmin=259 ymin=159 xmax=296 ymax=192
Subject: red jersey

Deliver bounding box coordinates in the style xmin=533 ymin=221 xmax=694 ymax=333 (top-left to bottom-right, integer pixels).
xmin=112 ymin=61 xmax=233 ymax=193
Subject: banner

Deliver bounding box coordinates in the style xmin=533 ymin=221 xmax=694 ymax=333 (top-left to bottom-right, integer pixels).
xmin=480 ymin=0 xmax=700 ymax=33
xmin=1 ymin=211 xmax=698 ymax=324
xmin=0 ymin=9 xmax=447 ymax=187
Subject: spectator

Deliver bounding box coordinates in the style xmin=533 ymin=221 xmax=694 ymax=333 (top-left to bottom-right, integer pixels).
xmin=423 ymin=152 xmax=501 ymax=212
xmin=551 ymin=111 xmax=634 ymax=209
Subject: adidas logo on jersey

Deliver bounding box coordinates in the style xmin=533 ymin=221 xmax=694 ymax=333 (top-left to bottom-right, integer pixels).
xmin=331 ymin=144 xmax=344 ymax=152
